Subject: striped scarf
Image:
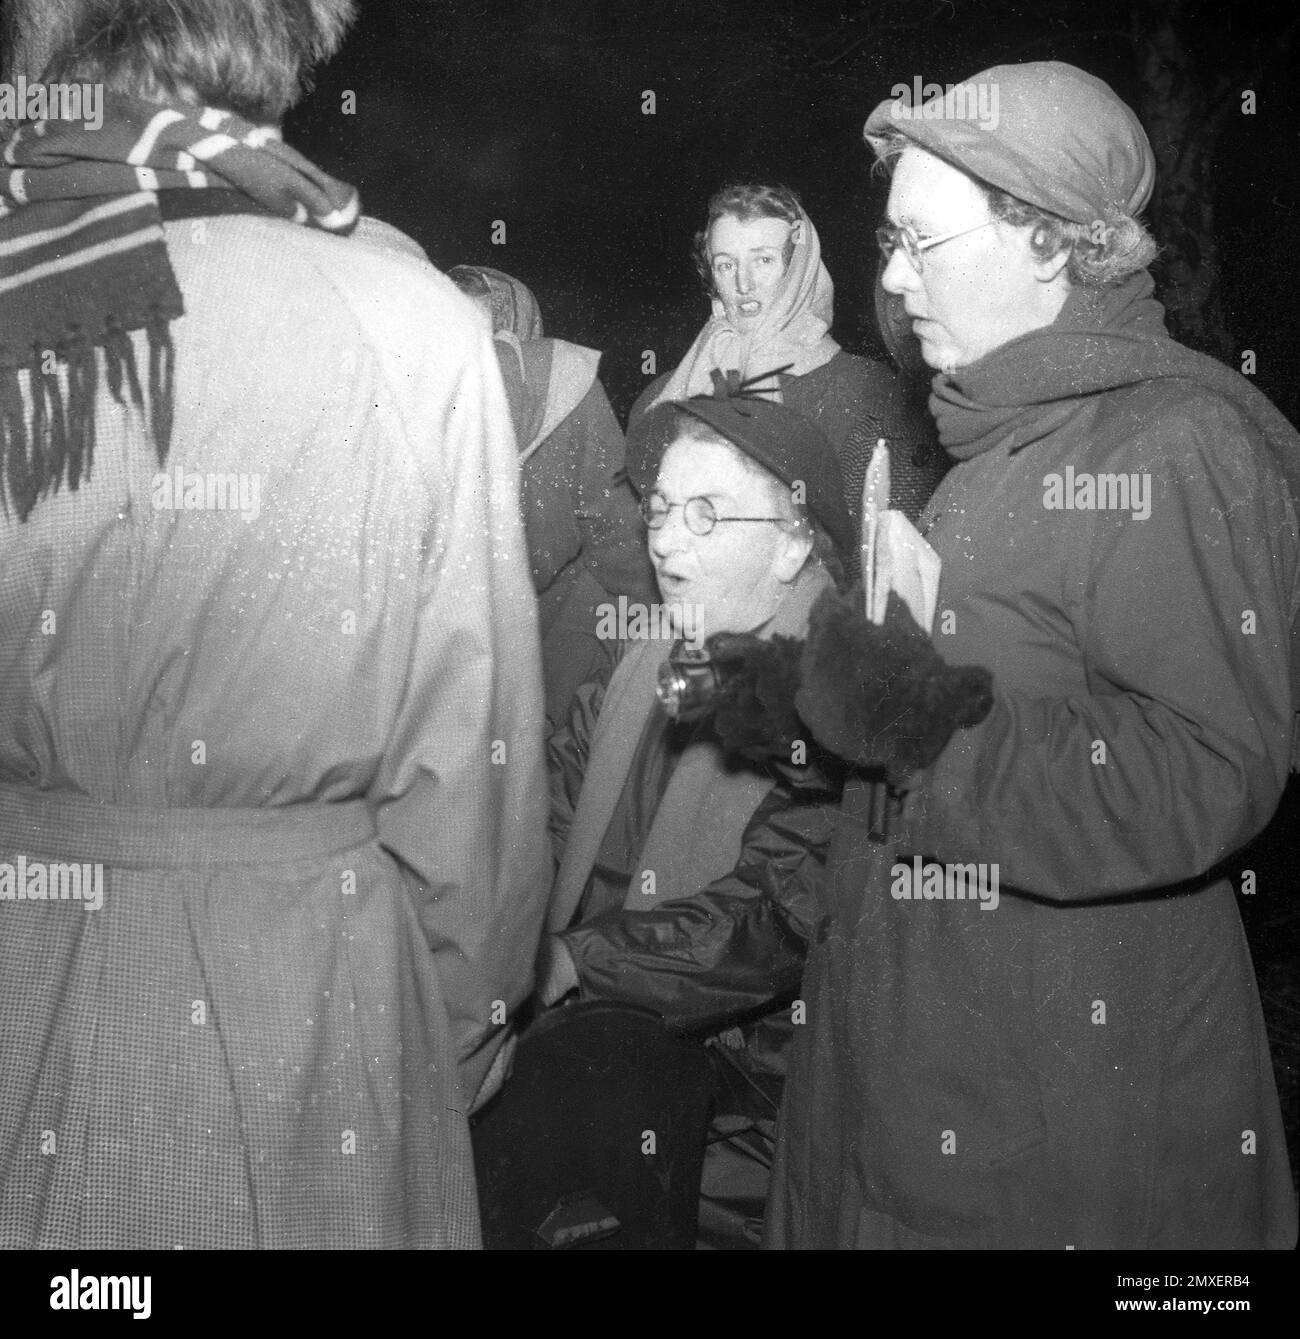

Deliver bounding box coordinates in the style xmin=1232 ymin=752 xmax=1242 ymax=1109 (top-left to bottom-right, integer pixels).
xmin=0 ymin=94 xmax=360 ymax=521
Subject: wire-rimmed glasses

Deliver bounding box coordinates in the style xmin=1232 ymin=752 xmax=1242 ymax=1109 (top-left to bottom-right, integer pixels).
xmin=640 ymin=491 xmax=788 ymax=537
xmin=875 ymin=218 xmax=996 ymax=273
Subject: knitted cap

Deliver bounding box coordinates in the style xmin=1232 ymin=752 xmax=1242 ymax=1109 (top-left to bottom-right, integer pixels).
xmin=864 ymin=61 xmax=1155 ymax=225
xmin=626 ymin=368 xmax=855 ymax=561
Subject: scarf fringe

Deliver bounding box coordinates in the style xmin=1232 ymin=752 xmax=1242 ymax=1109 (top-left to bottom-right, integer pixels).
xmin=147 ymin=307 xmax=175 ymax=464
xmin=66 ymin=329 xmax=97 ymax=495
xmin=0 ymin=311 xmax=174 ymax=522
xmin=0 ymin=361 xmax=29 ymax=520
xmin=104 ymin=318 xmax=142 ymax=413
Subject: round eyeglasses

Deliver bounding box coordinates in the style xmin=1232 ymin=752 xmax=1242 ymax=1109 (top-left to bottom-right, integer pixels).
xmin=640 ymin=491 xmax=787 ymax=537
xmin=875 ymin=218 xmax=996 ymax=274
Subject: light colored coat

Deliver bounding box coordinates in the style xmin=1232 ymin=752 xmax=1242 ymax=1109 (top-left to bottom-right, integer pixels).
xmin=0 ymin=213 xmax=551 ymax=1248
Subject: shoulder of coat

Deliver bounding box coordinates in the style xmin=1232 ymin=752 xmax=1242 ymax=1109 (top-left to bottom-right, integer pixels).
xmin=782 ymin=351 xmax=893 ymax=399
xmin=1087 ymin=377 xmax=1258 ymax=470
xmin=626 ymin=371 xmax=671 ymax=428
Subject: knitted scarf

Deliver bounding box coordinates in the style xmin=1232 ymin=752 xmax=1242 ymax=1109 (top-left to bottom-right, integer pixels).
xmin=929 ymin=270 xmax=1300 ymax=511
xmin=930 ymin=267 xmax=1300 ymax=762
xmin=0 ymin=93 xmax=360 ymax=521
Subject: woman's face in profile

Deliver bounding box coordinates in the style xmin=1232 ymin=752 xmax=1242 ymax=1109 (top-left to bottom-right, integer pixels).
xmin=707 ymin=213 xmax=791 ymax=331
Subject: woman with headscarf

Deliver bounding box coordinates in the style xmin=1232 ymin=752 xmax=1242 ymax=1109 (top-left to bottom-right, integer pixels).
xmin=628 ymin=183 xmax=947 ymax=561
xmin=450 ymin=266 xmax=656 ymax=729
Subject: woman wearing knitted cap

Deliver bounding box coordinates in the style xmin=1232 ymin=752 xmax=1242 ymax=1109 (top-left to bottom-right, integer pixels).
xmin=710 ymin=61 xmax=1299 ymax=1249
xmin=533 ymin=383 xmax=854 ymax=1247
xmin=627 ymin=183 xmax=946 ymax=547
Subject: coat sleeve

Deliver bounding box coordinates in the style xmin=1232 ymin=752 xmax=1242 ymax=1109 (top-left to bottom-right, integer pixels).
xmin=369 ymin=321 xmax=552 ymax=1107
xmin=546 ymin=672 xmax=608 ymax=870
xmin=572 ymin=380 xmax=659 ymax=606
xmin=910 ymin=395 xmax=1300 ymax=901
xmin=557 ymin=765 xmax=837 ymax=1033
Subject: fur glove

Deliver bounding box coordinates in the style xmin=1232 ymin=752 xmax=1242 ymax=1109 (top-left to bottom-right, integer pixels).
xmin=700 ymin=630 xmax=806 ymax=764
xmin=794 ymin=584 xmax=994 ymax=782
xmin=702 ymin=584 xmax=994 ymax=781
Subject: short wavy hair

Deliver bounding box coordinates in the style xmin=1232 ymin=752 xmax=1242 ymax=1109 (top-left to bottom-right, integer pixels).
xmin=871 ymin=130 xmax=1157 ymax=287
xmin=692 ymin=182 xmax=804 ymax=297
xmin=978 ymin=184 xmax=1158 ymax=287
xmin=9 ymin=0 xmax=356 ymax=123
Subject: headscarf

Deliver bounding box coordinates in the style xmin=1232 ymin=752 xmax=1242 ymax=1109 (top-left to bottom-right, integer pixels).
xmin=464 ymin=265 xmax=544 ymax=341
xmin=863 ymin=61 xmax=1155 ymax=226
xmin=453 ymin=265 xmax=599 ymax=462
xmin=652 ymin=206 xmax=840 ymax=408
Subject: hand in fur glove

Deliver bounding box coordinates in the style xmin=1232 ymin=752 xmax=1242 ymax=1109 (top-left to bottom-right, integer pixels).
xmin=698 ymin=631 xmax=806 ymax=764
xmin=794 ymin=584 xmax=994 ymax=783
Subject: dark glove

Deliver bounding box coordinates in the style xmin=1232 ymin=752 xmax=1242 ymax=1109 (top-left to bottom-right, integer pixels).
xmin=794 ymin=584 xmax=994 ymax=783
xmin=699 ymin=631 xmax=805 ymax=764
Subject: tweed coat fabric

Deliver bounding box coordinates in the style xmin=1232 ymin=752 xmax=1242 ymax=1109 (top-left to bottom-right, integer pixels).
xmin=0 ymin=213 xmax=551 ymax=1248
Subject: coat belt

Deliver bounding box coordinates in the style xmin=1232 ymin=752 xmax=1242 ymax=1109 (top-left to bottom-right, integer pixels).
xmin=0 ymin=781 xmax=376 ymax=868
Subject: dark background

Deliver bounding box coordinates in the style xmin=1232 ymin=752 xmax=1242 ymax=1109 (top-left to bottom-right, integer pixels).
xmin=286 ymin=0 xmax=1298 ymax=1182
xmin=287 ymin=0 xmax=1300 ymax=423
